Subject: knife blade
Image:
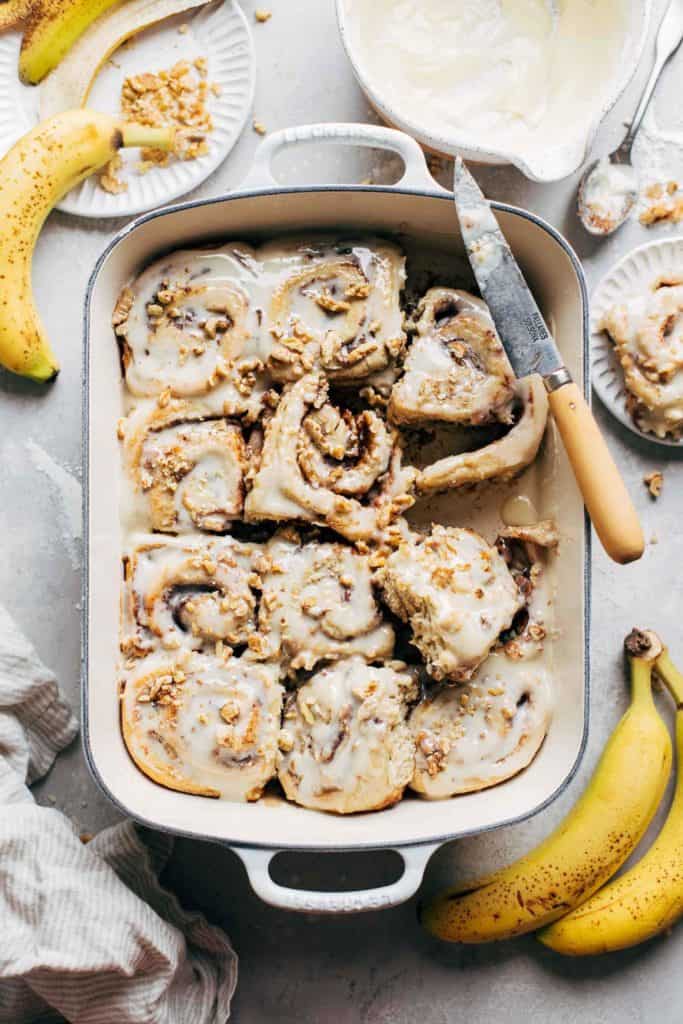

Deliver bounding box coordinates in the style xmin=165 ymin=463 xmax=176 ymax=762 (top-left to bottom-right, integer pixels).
xmin=453 ymin=156 xmax=566 ymax=385
xmin=452 ymin=156 xmax=644 ymax=566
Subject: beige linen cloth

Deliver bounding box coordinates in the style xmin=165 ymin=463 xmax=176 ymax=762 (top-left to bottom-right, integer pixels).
xmin=0 ymin=604 xmax=237 ymax=1024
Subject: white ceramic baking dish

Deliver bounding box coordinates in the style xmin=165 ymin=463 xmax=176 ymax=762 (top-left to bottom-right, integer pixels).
xmin=83 ymin=123 xmax=590 ymax=913
xmin=336 ymin=0 xmax=650 ymax=182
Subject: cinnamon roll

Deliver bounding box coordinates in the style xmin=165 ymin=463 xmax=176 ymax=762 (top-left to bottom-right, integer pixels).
xmin=123 ymin=536 xmax=260 ymax=658
xmin=416 ymin=374 xmax=548 ymax=495
xmin=260 ymin=238 xmax=406 ymax=382
xmin=377 ymin=526 xmax=524 ymax=682
xmin=277 ymin=656 xmax=417 ymax=813
xmin=410 ymin=653 xmax=551 ymax=797
xmin=121 ymin=650 xmax=283 ymax=801
xmin=121 ymin=399 xmax=247 ymax=534
xmin=252 ymin=530 xmax=395 ymax=673
xmin=244 ymin=372 xmax=415 ymax=542
xmin=598 ymin=277 xmax=683 ymax=439
xmin=389 ymin=288 xmax=515 ymax=426
xmin=113 ymin=244 xmax=267 ymax=406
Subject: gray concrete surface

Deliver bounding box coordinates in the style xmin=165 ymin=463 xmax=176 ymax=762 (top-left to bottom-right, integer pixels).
xmin=2 ymin=1 xmax=683 ymax=1021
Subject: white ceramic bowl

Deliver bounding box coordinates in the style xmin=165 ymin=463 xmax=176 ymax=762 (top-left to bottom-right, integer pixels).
xmin=336 ymin=0 xmax=650 ymax=182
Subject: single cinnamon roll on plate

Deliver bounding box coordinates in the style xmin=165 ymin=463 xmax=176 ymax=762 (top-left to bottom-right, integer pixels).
xmin=277 ymin=655 xmax=418 ymax=814
xmin=410 ymin=653 xmax=551 ymax=798
xmin=598 ymin=276 xmax=683 ymax=440
xmin=113 ymin=243 xmax=266 ymax=402
xmin=244 ymin=372 xmax=415 ymax=542
xmin=121 ymin=650 xmax=283 ymax=801
xmin=260 ymin=237 xmax=406 ymax=382
xmin=252 ymin=529 xmax=394 ymax=673
xmin=376 ymin=525 xmax=524 ymax=682
xmin=123 ymin=536 xmax=260 ymax=658
xmin=389 ymin=288 xmax=515 ymax=426
xmin=121 ymin=399 xmax=247 ymax=534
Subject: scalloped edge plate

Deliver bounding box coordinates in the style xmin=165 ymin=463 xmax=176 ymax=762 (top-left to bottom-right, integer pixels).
xmin=591 ymin=236 xmax=683 ymax=449
xmin=0 ymin=0 xmax=254 ymax=218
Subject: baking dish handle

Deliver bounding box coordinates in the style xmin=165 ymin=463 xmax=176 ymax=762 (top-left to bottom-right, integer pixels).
xmin=231 ymin=842 xmax=441 ymax=914
xmin=239 ymin=122 xmax=445 ymax=193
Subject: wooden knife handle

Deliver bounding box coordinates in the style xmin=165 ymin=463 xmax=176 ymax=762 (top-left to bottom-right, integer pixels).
xmin=548 ymin=381 xmax=644 ymax=565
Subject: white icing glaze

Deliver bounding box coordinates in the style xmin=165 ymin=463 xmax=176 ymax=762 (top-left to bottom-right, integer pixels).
xmin=346 ymin=0 xmax=632 ymax=172
xmin=121 ymin=650 xmax=283 ymax=801
xmin=253 ymin=531 xmax=395 ymax=672
xmin=389 ymin=287 xmax=515 ymax=426
xmin=410 ymin=652 xmax=551 ymax=797
xmin=378 ymin=525 xmax=524 ymax=681
xmin=277 ymin=655 xmax=417 ymax=813
xmin=599 ymin=278 xmax=683 ymax=439
xmin=123 ymin=536 xmax=259 ymax=656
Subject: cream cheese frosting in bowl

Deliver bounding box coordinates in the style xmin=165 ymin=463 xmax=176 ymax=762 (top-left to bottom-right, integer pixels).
xmin=337 ymin=0 xmax=649 ymax=182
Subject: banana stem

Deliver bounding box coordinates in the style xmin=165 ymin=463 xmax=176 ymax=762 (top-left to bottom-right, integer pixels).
xmin=629 ymin=656 xmax=655 ymax=707
xmin=656 ymin=650 xmax=683 ymax=708
xmin=120 ymin=123 xmax=175 ymax=151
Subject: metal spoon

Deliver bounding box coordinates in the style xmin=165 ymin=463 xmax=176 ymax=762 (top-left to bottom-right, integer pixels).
xmin=578 ymin=0 xmax=683 ymax=236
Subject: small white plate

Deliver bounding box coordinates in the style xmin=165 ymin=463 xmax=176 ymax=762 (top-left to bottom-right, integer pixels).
xmin=0 ymin=0 xmax=254 ymax=218
xmin=591 ymin=236 xmax=683 ymax=449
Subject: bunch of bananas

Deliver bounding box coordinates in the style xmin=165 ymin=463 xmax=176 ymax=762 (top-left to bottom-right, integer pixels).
xmin=421 ymin=629 xmax=683 ymax=956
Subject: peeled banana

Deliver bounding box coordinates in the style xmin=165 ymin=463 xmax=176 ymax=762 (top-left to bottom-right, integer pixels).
xmin=540 ymin=634 xmax=683 ymax=956
xmin=0 ymin=108 xmax=173 ymax=381
xmin=420 ymin=633 xmax=672 ymax=943
xmin=20 ymin=0 xmax=125 ymax=84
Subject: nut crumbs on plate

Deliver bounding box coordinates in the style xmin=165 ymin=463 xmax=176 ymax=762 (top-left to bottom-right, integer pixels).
xmin=640 ymin=181 xmax=683 ymax=226
xmin=99 ymin=59 xmax=216 ymax=193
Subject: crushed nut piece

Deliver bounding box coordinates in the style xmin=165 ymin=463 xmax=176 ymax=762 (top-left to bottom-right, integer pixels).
xmin=99 ymin=152 xmax=128 ymax=194
xmin=255 ymin=8 xmax=272 ymax=21
xmin=644 ymin=471 xmax=663 ymax=499
xmin=253 ymin=120 xmax=267 ymax=135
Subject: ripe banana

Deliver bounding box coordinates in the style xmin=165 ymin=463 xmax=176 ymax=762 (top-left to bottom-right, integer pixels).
xmin=20 ymin=0 xmax=124 ymax=84
xmin=540 ymin=634 xmax=683 ymax=956
xmin=0 ymin=109 xmax=173 ymax=381
xmin=420 ymin=632 xmax=672 ymax=943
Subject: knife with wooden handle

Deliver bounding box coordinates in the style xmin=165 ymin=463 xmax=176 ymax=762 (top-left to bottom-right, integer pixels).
xmin=453 ymin=157 xmax=644 ymax=565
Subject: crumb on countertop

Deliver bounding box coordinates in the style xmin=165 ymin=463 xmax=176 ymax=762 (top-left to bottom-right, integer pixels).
xmin=253 ymin=119 xmax=267 ymax=135
xmin=640 ymin=181 xmax=683 ymax=226
xmin=644 ymin=470 xmax=664 ymax=499
xmin=255 ymin=8 xmax=272 ymax=22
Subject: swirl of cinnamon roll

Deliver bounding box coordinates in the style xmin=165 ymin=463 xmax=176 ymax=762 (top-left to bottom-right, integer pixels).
xmin=377 ymin=526 xmax=524 ymax=682
xmin=113 ymin=244 xmax=266 ymax=402
xmin=495 ymin=521 xmax=559 ymax=662
xmin=123 ymin=537 xmax=260 ymax=658
xmin=409 ymin=652 xmax=551 ymax=798
xmin=121 ymin=649 xmax=283 ymax=801
xmin=389 ymin=288 xmax=516 ymax=426
xmin=598 ymin=277 xmax=683 ymax=439
xmin=121 ymin=399 xmax=247 ymax=534
xmin=260 ymin=238 xmax=406 ymax=382
xmin=277 ymin=655 xmax=418 ymax=814
xmin=416 ymin=374 xmax=548 ymax=495
xmin=244 ymin=372 xmax=415 ymax=542
xmin=251 ymin=530 xmax=395 ymax=673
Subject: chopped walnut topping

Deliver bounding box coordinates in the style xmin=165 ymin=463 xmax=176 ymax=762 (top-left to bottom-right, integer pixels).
xmin=255 ymin=8 xmax=272 ymax=21
xmin=644 ymin=471 xmax=663 ymax=499
xmin=253 ymin=120 xmax=267 ymax=135
xmin=99 ymin=152 xmax=128 ymax=194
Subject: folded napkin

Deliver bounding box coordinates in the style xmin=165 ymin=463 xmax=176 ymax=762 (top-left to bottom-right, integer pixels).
xmin=0 ymin=604 xmax=237 ymax=1024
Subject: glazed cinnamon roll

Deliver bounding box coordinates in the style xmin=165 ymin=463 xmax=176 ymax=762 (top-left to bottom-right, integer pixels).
xmin=598 ymin=277 xmax=683 ymax=439
xmin=121 ymin=650 xmax=283 ymax=801
xmin=252 ymin=530 xmax=395 ymax=673
xmin=244 ymin=372 xmax=415 ymax=542
xmin=416 ymin=374 xmax=548 ymax=495
xmin=377 ymin=526 xmax=524 ymax=682
xmin=410 ymin=653 xmax=551 ymax=797
xmin=121 ymin=399 xmax=247 ymax=534
xmin=495 ymin=521 xmax=559 ymax=662
xmin=389 ymin=288 xmax=515 ymax=426
xmin=123 ymin=536 xmax=260 ymax=658
xmin=113 ymin=243 xmax=267 ymax=408
xmin=277 ymin=656 xmax=417 ymax=813
xmin=260 ymin=238 xmax=406 ymax=382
